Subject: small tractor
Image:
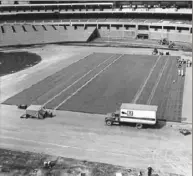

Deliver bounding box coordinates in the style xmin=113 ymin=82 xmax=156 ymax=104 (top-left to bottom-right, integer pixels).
xmin=158 ymin=38 xmax=175 ymax=49
xmin=20 ymin=105 xmax=54 ymax=119
xmin=152 ymin=48 xmax=158 ymax=55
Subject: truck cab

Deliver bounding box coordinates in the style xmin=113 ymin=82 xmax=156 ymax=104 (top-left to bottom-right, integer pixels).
xmin=105 ymin=110 xmax=120 ymax=126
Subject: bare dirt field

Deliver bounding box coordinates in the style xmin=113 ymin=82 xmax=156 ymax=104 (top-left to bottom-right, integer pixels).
xmin=0 ymin=45 xmax=192 ymax=176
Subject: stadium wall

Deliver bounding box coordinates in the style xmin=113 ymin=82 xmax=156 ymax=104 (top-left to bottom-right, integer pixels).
xmin=0 ymin=25 xmax=97 ymax=46
xmin=97 ymin=28 xmax=192 ymax=43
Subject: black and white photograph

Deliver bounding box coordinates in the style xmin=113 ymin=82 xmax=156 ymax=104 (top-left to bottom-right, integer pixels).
xmin=0 ymin=0 xmax=192 ymax=176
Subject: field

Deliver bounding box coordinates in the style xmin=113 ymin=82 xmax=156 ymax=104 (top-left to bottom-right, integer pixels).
xmin=0 ymin=46 xmax=191 ymax=176
xmin=3 ymin=52 xmax=185 ymax=122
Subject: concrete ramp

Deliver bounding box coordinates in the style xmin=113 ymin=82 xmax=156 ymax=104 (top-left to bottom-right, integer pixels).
xmin=0 ymin=25 xmax=98 ymax=47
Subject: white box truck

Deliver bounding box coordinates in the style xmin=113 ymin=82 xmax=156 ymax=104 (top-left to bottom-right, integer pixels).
xmin=20 ymin=105 xmax=53 ymax=119
xmin=105 ymin=103 xmax=158 ymax=129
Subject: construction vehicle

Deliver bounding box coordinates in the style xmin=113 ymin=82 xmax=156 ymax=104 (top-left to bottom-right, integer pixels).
xmin=18 ymin=104 xmax=28 ymax=109
xmin=152 ymin=48 xmax=158 ymax=55
xmin=179 ymin=128 xmax=191 ymax=136
xmin=20 ymin=105 xmax=53 ymax=119
xmin=105 ymin=103 xmax=158 ymax=129
xmin=158 ymin=38 xmax=175 ymax=48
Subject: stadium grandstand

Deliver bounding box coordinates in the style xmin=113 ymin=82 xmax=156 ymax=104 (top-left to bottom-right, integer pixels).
xmin=0 ymin=0 xmax=192 ymax=46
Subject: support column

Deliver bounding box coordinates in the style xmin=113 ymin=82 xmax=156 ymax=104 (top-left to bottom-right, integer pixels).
xmin=135 ymin=24 xmax=138 ymax=38
xmin=122 ymin=24 xmax=124 ymax=38
xmin=161 ymin=25 xmax=164 ymax=39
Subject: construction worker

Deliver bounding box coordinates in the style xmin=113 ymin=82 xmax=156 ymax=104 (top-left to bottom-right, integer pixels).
xmin=178 ymin=69 xmax=181 ymax=76
xmin=186 ymin=60 xmax=189 ymax=67
xmin=147 ymin=166 xmax=153 ymax=176
xmin=181 ymin=69 xmax=184 ymax=77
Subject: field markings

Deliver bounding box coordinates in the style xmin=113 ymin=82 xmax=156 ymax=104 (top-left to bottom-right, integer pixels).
xmin=146 ymin=57 xmax=170 ymax=105
xmin=132 ymin=55 xmax=162 ymax=104
xmin=54 ymin=54 xmax=124 ymax=110
xmin=42 ymin=54 xmax=116 ymax=108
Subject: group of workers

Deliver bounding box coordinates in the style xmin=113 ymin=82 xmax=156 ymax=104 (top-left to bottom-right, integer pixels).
xmin=176 ymin=57 xmax=192 ymax=77
xmin=138 ymin=166 xmax=154 ymax=176
xmin=43 ymin=160 xmax=155 ymax=176
xmin=152 ymin=48 xmax=191 ymax=77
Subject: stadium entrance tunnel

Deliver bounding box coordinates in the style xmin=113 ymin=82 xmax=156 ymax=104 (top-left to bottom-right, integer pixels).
xmin=136 ymin=33 xmax=149 ymax=39
xmin=0 ymin=51 xmax=41 ymax=77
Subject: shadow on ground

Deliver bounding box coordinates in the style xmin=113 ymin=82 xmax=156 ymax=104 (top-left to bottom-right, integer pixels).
xmin=118 ymin=120 xmax=167 ymax=129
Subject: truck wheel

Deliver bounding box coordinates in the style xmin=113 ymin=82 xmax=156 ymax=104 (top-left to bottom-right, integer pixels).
xmin=106 ymin=120 xmax=112 ymax=126
xmin=136 ymin=123 xmax=143 ymax=129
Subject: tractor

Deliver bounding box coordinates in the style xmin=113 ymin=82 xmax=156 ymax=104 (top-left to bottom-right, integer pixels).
xmin=158 ymin=38 xmax=175 ymax=48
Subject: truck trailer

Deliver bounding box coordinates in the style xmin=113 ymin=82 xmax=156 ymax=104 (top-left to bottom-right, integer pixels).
xmin=105 ymin=103 xmax=158 ymax=129
xmin=20 ymin=105 xmax=53 ymax=119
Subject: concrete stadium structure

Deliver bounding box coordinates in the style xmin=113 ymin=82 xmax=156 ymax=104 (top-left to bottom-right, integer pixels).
xmin=0 ymin=0 xmax=192 ymax=46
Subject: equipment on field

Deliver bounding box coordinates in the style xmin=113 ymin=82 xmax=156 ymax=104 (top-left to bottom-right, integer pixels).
xmin=168 ymin=42 xmax=175 ymax=49
xmin=20 ymin=105 xmax=53 ymax=119
xmin=158 ymin=38 xmax=175 ymax=48
xmin=18 ymin=104 xmax=28 ymax=109
xmin=43 ymin=161 xmax=56 ymax=169
xmin=105 ymin=103 xmax=158 ymax=129
xmin=179 ymin=129 xmax=191 ymax=136
xmin=166 ymin=52 xmax=170 ymax=55
xmin=152 ymin=48 xmax=158 ymax=55
xmin=159 ymin=52 xmax=163 ymax=55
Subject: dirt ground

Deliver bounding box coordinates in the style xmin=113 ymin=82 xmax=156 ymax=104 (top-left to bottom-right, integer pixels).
xmin=0 ymin=45 xmax=192 ymax=176
xmin=0 ymin=148 xmax=185 ymax=176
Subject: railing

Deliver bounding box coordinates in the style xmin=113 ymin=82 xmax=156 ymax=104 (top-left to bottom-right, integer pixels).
xmin=0 ymin=19 xmax=191 ymax=28
xmin=0 ymin=7 xmax=192 ymax=15
xmin=0 ymin=3 xmax=114 ymax=7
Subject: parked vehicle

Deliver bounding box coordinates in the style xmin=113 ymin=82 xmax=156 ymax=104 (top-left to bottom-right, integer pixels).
xmin=105 ymin=103 xmax=158 ymax=129
xmin=158 ymin=38 xmax=175 ymax=48
xmin=20 ymin=105 xmax=53 ymax=119
xmin=152 ymin=48 xmax=158 ymax=55
xmin=18 ymin=104 xmax=28 ymax=109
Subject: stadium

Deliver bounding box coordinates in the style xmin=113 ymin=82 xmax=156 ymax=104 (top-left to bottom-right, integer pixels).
xmin=0 ymin=0 xmax=192 ymax=176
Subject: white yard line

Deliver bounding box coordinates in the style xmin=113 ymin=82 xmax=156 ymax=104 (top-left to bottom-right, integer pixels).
xmin=147 ymin=57 xmax=169 ymax=105
xmin=42 ymin=54 xmax=115 ymax=107
xmin=54 ymin=54 xmax=124 ymax=110
xmin=132 ymin=55 xmax=162 ymax=103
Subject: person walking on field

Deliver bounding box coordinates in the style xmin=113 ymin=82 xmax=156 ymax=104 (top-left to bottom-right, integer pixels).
xmin=147 ymin=166 xmax=153 ymax=176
